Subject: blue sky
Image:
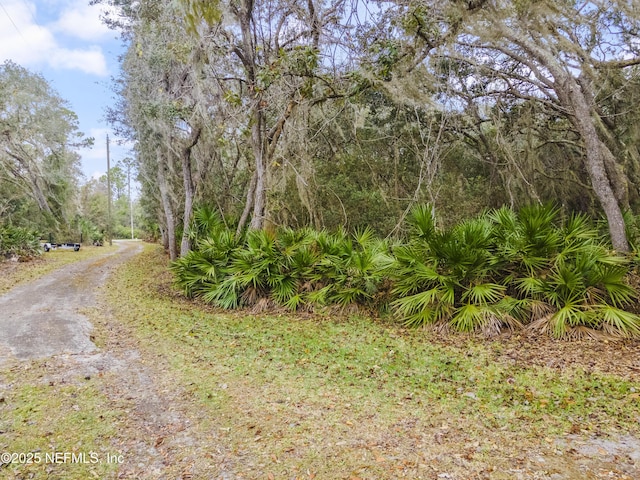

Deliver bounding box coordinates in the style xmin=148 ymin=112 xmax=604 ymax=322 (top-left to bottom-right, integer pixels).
xmin=0 ymin=0 xmax=130 ymax=180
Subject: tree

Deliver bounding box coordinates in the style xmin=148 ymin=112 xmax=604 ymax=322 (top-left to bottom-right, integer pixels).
xmin=181 ymin=0 xmax=355 ymax=231
xmin=384 ymin=0 xmax=640 ymax=251
xmin=0 ymin=61 xmax=88 ymax=234
xmin=96 ymin=0 xmax=640 ymax=254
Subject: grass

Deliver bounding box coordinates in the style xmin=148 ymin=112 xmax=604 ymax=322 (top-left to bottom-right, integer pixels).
xmin=0 ymin=244 xmax=119 ymax=295
xmin=0 ymin=242 xmax=124 ymax=480
xmin=1 ymin=243 xmax=638 ymax=479
xmin=0 ymin=361 xmax=122 ymax=479
xmin=101 ymin=245 xmax=640 ymax=478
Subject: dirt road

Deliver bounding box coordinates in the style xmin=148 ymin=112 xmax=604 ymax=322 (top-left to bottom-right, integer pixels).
xmin=0 ymin=241 xmax=232 ymax=479
xmin=0 ymin=241 xmax=142 ymax=365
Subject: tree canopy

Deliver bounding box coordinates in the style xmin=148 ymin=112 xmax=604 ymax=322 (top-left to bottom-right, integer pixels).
xmin=95 ymin=0 xmax=640 ymax=254
xmin=0 ymin=61 xmax=90 ymax=236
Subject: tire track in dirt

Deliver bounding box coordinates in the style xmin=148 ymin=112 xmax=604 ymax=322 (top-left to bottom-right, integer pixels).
xmin=0 ymin=241 xmax=234 ymax=479
xmin=0 ymin=241 xmax=143 ymax=365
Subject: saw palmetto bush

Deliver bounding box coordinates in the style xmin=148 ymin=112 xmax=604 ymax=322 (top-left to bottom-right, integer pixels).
xmin=308 ymin=227 xmax=393 ymax=310
xmin=172 ymin=207 xmax=391 ymax=311
xmin=391 ymin=206 xmax=521 ymax=334
xmin=391 ymin=204 xmax=640 ymax=338
xmin=493 ymin=206 xmax=640 ymax=338
xmin=226 ymin=227 xmax=320 ymax=310
xmin=171 ymin=209 xmax=242 ymax=300
xmin=0 ymin=226 xmax=42 ymax=258
xmin=173 ymin=205 xmax=640 ymax=338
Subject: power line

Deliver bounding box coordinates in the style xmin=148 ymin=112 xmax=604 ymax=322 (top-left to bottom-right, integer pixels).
xmin=19 ymin=0 xmax=38 ymax=28
xmin=0 ymin=0 xmax=27 ymax=42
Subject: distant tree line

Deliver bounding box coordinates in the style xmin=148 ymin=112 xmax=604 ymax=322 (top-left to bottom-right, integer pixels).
xmin=0 ymin=61 xmax=86 ymax=238
xmin=0 ymin=60 xmax=143 ymax=246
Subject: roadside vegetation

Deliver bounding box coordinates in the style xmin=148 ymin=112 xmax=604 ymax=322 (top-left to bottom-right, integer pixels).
xmin=172 ymin=204 xmax=640 ymax=339
xmin=0 ymin=227 xmax=41 ymax=260
xmin=1 ymin=244 xmax=639 ymax=479
xmin=108 ymin=245 xmax=640 ymax=477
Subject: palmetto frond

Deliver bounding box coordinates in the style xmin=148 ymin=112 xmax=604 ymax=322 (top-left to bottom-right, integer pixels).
xmin=597 ymin=306 xmax=640 ymax=338
xmin=189 ymin=205 xmax=225 ymax=240
xmin=392 ymin=285 xmax=455 ymax=327
xmin=451 ymin=304 xmax=498 ymax=333
xmin=598 ymin=265 xmax=637 ymax=307
xmin=461 ymin=282 xmax=506 ymax=305
xmin=408 ymin=204 xmax=436 ymax=241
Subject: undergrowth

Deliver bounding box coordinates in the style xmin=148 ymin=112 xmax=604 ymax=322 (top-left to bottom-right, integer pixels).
xmin=172 ymin=204 xmax=640 ymax=339
xmin=0 ymin=226 xmax=41 ymax=258
xmin=101 ymin=245 xmax=640 ymax=477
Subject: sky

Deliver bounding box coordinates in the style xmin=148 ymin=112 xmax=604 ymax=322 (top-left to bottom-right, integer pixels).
xmin=0 ymin=0 xmax=130 ymax=181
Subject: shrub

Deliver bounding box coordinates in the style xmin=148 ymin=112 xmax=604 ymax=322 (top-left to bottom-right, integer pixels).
xmin=391 ymin=207 xmax=517 ymax=334
xmin=0 ymin=226 xmax=42 ymax=258
xmin=171 ymin=208 xmax=392 ymax=312
xmin=390 ymin=204 xmax=640 ymax=338
xmin=172 ymin=205 xmax=640 ymax=339
xmin=307 ymin=227 xmax=393 ymax=311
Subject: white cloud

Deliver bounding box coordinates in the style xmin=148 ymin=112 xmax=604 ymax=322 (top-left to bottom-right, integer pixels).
xmin=51 ymin=46 xmax=107 ymax=75
xmin=52 ymin=0 xmax=113 ymax=42
xmin=0 ymin=0 xmax=108 ymax=76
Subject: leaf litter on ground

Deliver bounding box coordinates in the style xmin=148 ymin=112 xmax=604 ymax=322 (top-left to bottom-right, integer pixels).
xmin=1 ymin=243 xmax=639 ymax=479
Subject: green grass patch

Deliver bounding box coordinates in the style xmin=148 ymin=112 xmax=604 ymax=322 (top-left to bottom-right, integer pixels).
xmin=0 ymin=363 xmax=122 ymax=479
xmin=100 ymin=245 xmax=640 ymax=477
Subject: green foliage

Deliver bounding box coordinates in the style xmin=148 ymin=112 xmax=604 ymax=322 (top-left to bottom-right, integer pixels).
xmin=171 ymin=207 xmax=391 ymax=311
xmin=180 ymin=0 xmax=222 ymax=33
xmin=0 ymin=226 xmax=41 ymax=258
xmin=391 ymin=204 xmax=640 ymax=338
xmin=0 ymin=61 xmax=85 ymax=234
xmin=310 ymin=227 xmax=393 ymax=309
xmin=391 ymin=209 xmax=511 ymax=333
xmin=172 ymin=205 xmax=640 ymax=339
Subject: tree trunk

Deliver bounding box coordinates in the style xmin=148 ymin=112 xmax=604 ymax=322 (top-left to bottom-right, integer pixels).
xmin=237 ymin=169 xmax=257 ymax=236
xmin=578 ymin=76 xmax=630 ymax=210
xmin=563 ymin=78 xmax=630 ymax=252
xmin=157 ymin=150 xmax=178 ymax=260
xmin=496 ymin=27 xmax=630 ymax=252
xmin=160 ymin=225 xmax=169 ymax=251
xmin=235 ymin=0 xmax=267 ymax=231
xmin=6 ymin=152 xmax=53 ymax=214
xmin=249 ymin=106 xmax=267 ymax=230
xmin=179 ymin=126 xmax=202 ymax=257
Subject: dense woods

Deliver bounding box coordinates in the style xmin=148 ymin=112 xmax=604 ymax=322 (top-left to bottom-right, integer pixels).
xmin=91 ymin=0 xmax=640 ymax=255
xmin=93 ymin=0 xmax=640 ymax=337
xmin=4 ymin=0 xmax=640 ymax=335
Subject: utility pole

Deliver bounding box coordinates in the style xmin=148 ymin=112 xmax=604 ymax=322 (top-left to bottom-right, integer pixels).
xmin=106 ymin=135 xmax=112 ymax=246
xmin=127 ymin=159 xmax=134 ymax=239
